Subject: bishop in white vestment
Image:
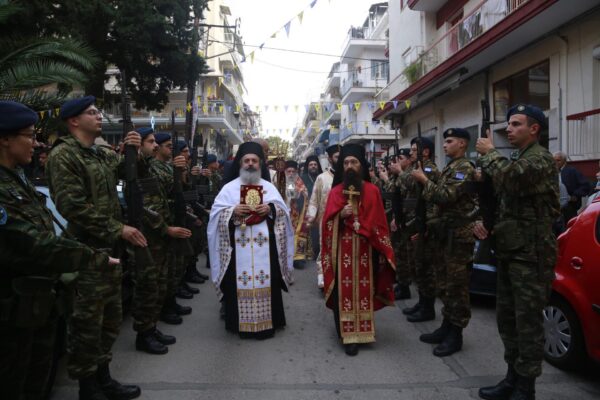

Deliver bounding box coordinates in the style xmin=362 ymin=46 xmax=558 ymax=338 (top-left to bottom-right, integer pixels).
xmin=208 ymin=142 xmax=293 ymax=339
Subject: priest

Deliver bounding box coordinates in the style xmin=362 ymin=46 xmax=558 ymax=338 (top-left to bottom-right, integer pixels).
xmin=285 ymin=160 xmax=311 ymax=269
xmin=321 ymin=144 xmax=395 ymax=356
xmin=207 ymin=142 xmax=293 ymax=339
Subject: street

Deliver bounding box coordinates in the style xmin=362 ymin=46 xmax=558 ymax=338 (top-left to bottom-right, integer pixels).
xmin=51 ymin=257 xmax=600 ymax=400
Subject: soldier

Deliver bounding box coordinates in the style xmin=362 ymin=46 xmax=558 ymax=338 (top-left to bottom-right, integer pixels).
xmin=411 ymin=128 xmax=477 ymax=357
xmin=45 ymin=96 xmax=142 ymax=400
xmin=402 ymin=137 xmax=441 ymax=322
xmin=0 ymin=101 xmax=119 ymax=400
xmin=152 ymin=133 xmax=193 ymax=323
xmin=132 ymin=128 xmax=192 ymax=354
xmin=379 ymin=148 xmax=413 ymax=300
xmin=476 ymin=105 xmax=559 ymax=400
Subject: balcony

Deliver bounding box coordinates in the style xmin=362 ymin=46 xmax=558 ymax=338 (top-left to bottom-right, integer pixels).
xmin=566 ymin=109 xmax=600 ymax=161
xmin=196 ymin=100 xmax=243 ymax=144
xmin=341 ymin=70 xmax=388 ymax=103
xmin=408 ymin=0 xmax=447 ymax=12
xmin=339 ymin=122 xmax=390 ymax=144
xmin=340 ymin=26 xmax=386 ymax=63
xmin=375 ymin=0 xmax=598 ymax=120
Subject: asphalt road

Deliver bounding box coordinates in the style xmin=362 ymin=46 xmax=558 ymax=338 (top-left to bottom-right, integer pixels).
xmin=51 ymin=257 xmax=600 ymax=399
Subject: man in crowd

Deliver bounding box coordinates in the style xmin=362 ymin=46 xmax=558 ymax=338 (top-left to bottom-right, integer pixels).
xmin=307 ymin=144 xmax=339 ymax=289
xmin=46 ymin=96 xmax=142 ymax=400
xmin=476 ymin=104 xmax=559 ymax=400
xmin=285 ymin=160 xmax=311 ymax=269
xmin=207 ymin=142 xmax=293 ymax=339
xmin=321 ymin=144 xmax=395 ymax=356
xmin=553 ymin=151 xmax=590 ymax=223
xmin=411 ymin=128 xmax=477 ymax=357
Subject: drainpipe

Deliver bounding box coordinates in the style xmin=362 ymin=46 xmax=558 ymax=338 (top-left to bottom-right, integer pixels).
xmin=557 ymin=33 xmax=568 ymax=155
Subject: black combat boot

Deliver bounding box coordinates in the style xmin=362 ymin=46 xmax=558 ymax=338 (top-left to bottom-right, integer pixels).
xmin=135 ymin=329 xmax=168 ymax=355
xmin=185 ymin=262 xmax=206 ymax=284
xmin=402 ymin=298 xmax=422 ymax=315
xmin=478 ymin=365 xmax=517 ymax=400
xmin=433 ymin=324 xmax=462 ymax=356
xmin=160 ymin=298 xmax=183 ymax=325
xmin=154 ymin=328 xmax=176 ymax=345
xmin=181 ymin=281 xmax=200 ymax=294
xmin=509 ymin=375 xmax=535 ymax=400
xmin=344 ymin=344 xmax=359 ymax=356
xmin=79 ymin=374 xmax=109 ymax=400
xmin=420 ymin=319 xmax=451 ymax=344
xmin=175 ymin=286 xmax=194 ymax=299
xmin=173 ymin=299 xmax=192 ymax=315
xmin=394 ymin=284 xmax=411 ymax=300
xmin=406 ymin=297 xmax=435 ymax=322
xmin=96 ymin=363 xmax=141 ymax=400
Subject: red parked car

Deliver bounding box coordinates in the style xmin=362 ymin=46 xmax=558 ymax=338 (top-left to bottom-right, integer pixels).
xmin=544 ymin=198 xmax=600 ymax=369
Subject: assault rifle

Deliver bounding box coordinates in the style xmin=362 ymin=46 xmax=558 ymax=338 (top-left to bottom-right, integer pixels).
xmin=391 ymin=126 xmax=405 ymax=230
xmin=414 ymin=122 xmax=427 ymax=259
xmin=121 ymin=70 xmax=154 ymax=268
xmin=474 ymin=99 xmax=496 ymax=264
xmin=171 ymin=111 xmax=195 ymax=256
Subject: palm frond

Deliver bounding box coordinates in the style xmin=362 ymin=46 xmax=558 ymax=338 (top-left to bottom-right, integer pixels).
xmin=0 ymin=38 xmax=99 ymax=71
xmin=0 ymin=89 xmax=69 ymax=110
xmin=0 ymin=60 xmax=88 ymax=91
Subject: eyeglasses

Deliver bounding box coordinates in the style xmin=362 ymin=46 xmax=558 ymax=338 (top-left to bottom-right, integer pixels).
xmin=18 ymin=133 xmax=37 ymax=142
xmin=83 ymin=109 xmax=103 ymax=117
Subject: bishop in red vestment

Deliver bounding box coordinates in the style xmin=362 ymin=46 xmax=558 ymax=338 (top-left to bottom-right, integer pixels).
xmin=321 ymin=144 xmax=395 ymax=356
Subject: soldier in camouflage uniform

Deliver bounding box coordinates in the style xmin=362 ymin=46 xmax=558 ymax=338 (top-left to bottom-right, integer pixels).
xmin=412 ymin=128 xmax=477 ymax=357
xmin=0 ymin=101 xmax=118 ymax=400
xmin=152 ymin=133 xmax=194 ymax=323
xmin=46 ymin=96 xmax=142 ymax=400
xmin=132 ymin=128 xmax=192 ymax=354
xmin=380 ymin=148 xmax=414 ymax=300
xmin=402 ymin=137 xmax=441 ymax=323
xmin=476 ymin=105 xmax=559 ymax=400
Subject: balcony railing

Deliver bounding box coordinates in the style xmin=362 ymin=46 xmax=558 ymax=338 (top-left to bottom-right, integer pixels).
xmin=395 ymin=0 xmax=530 ymax=92
xmin=341 ymin=70 xmax=388 ymax=97
xmin=197 ymin=100 xmax=240 ymax=130
xmin=567 ymin=109 xmax=600 ymax=160
xmin=339 ymin=122 xmax=388 ymax=142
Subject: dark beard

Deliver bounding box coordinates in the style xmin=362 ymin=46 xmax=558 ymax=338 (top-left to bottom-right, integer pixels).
xmin=343 ymin=169 xmax=363 ymax=192
xmin=309 ymin=170 xmax=319 ymax=178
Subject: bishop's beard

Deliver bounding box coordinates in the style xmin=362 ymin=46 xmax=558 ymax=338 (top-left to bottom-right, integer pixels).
xmin=343 ymin=168 xmax=363 ymax=192
xmin=240 ymin=166 xmax=261 ymax=185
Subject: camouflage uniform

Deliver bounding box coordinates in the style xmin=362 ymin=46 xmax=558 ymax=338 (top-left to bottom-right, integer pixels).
xmin=130 ymin=157 xmax=171 ymax=333
xmin=0 ymin=165 xmax=107 ymax=398
xmin=422 ymin=157 xmax=477 ymax=328
xmin=480 ymin=142 xmax=559 ymax=378
xmin=401 ymin=160 xmax=440 ymax=299
xmin=46 ymin=135 xmax=126 ymax=379
xmin=384 ymin=168 xmax=414 ymax=287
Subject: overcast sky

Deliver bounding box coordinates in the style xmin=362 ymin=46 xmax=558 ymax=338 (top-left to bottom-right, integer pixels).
xmin=225 ymin=0 xmax=381 ymax=141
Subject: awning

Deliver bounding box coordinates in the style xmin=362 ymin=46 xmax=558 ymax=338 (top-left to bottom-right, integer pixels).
xmin=318 ymin=129 xmax=330 ymax=143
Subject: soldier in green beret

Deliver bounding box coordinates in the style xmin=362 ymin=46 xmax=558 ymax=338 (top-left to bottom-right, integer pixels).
xmin=411 ymin=128 xmax=477 ymax=357
xmin=46 ymin=96 xmax=143 ymax=400
xmin=0 ymin=100 xmax=119 ymax=400
xmin=476 ymin=104 xmax=559 ymax=400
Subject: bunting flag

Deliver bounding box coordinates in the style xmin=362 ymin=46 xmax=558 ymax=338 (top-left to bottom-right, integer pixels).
xmin=284 ymin=105 xmax=289 ymax=112
xmin=354 ymin=102 xmax=361 ymax=111
xmin=298 ymin=11 xmax=304 ymax=24
xmin=310 ymin=0 xmax=317 ymax=8
xmin=250 ymin=52 xmax=255 ymax=63
xmin=218 ymin=77 xmax=223 ymax=87
xmin=314 ymin=103 xmax=320 ymax=112
xmin=186 ymin=103 xmax=192 ymax=112
xmin=219 ymin=105 xmax=224 ymax=113
xmin=264 ymin=105 xmax=269 ymax=112
xmin=392 ymin=100 xmax=399 ymax=109
xmin=271 ymin=32 xmax=277 ymax=39
xmin=337 ymin=103 xmax=342 ymax=111
xmin=405 ymin=100 xmax=411 ymax=109
xmin=379 ymin=101 xmax=386 ymax=110
xmin=259 ymin=43 xmax=265 ymax=50
xmin=284 ymin=21 xmax=291 ymax=37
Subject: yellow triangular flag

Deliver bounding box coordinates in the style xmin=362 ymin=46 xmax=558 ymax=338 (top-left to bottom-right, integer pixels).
xmin=348 ymin=123 xmax=353 ymax=129
xmin=294 ymin=105 xmax=299 ymax=112
xmin=186 ymin=103 xmax=192 ymax=112
xmin=207 ymin=87 xmax=213 ymax=97
xmin=256 ymin=105 xmax=260 ymax=112
xmin=405 ymin=100 xmax=411 ymax=109
xmin=250 ymin=52 xmax=255 ymax=63
xmin=274 ymin=105 xmax=279 ymax=112
xmin=218 ymin=77 xmax=223 ymax=87
xmin=336 ymin=103 xmax=342 ymax=111
xmin=271 ymin=32 xmax=277 ymax=39
xmin=298 ymin=11 xmax=304 ymax=24
xmin=219 ymin=105 xmax=224 ymax=113
xmin=354 ymin=102 xmax=361 ymax=111
xmin=40 ymin=110 xmax=46 ymax=119
xmin=202 ymin=106 xmax=208 ymax=113
xmin=379 ymin=101 xmax=386 ymax=110
xmin=236 ymin=105 xmax=241 ymax=112
xmin=314 ymin=103 xmax=320 ymax=112
xmin=197 ymin=96 xmax=201 ymax=104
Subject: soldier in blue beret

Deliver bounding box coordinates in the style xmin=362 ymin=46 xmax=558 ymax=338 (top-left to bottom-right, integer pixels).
xmin=154 ymin=132 xmax=171 ymax=145
xmin=476 ymin=105 xmax=558 ymax=399
xmin=0 ymin=101 xmax=121 ymax=399
xmin=135 ymin=126 xmax=154 ymax=138
xmin=59 ymin=95 xmax=97 ymax=120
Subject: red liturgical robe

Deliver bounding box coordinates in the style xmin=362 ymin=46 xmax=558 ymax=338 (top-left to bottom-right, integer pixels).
xmin=321 ymin=181 xmax=396 ymax=344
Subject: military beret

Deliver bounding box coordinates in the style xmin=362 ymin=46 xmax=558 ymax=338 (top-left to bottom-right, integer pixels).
xmin=0 ymin=101 xmax=39 ymax=135
xmin=410 ymin=136 xmax=435 ymax=154
xmin=443 ymin=128 xmax=470 ymax=141
xmin=218 ymin=159 xmax=226 ymax=166
xmin=506 ymin=104 xmax=547 ymax=128
xmin=135 ymin=127 xmax=154 ymax=138
xmin=326 ymin=144 xmax=341 ymax=157
xmin=206 ymin=154 xmax=217 ymax=164
xmin=175 ymin=140 xmax=188 ymax=153
xmin=285 ymin=160 xmax=298 ymax=169
xmin=397 ymin=148 xmax=411 ymax=158
xmin=59 ymin=95 xmax=96 ymax=120
xmin=154 ymin=132 xmax=172 ymax=145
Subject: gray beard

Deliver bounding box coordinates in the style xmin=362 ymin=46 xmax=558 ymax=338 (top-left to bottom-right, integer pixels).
xmin=240 ymin=167 xmax=261 ymax=184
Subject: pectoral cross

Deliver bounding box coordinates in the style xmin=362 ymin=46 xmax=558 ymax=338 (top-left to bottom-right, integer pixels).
xmin=343 ymin=185 xmax=361 ymax=232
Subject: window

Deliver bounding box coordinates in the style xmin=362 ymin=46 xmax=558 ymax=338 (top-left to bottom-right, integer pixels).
xmin=493 ymin=60 xmax=550 ymax=121
xmin=371 ymin=60 xmax=389 ymax=81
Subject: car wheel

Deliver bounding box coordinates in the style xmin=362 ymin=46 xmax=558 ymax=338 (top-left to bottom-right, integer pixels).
xmin=543 ymin=296 xmax=586 ymax=370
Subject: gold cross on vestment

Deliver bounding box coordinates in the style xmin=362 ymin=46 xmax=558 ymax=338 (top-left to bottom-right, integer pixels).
xmin=342 ymin=185 xmax=361 ymax=232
